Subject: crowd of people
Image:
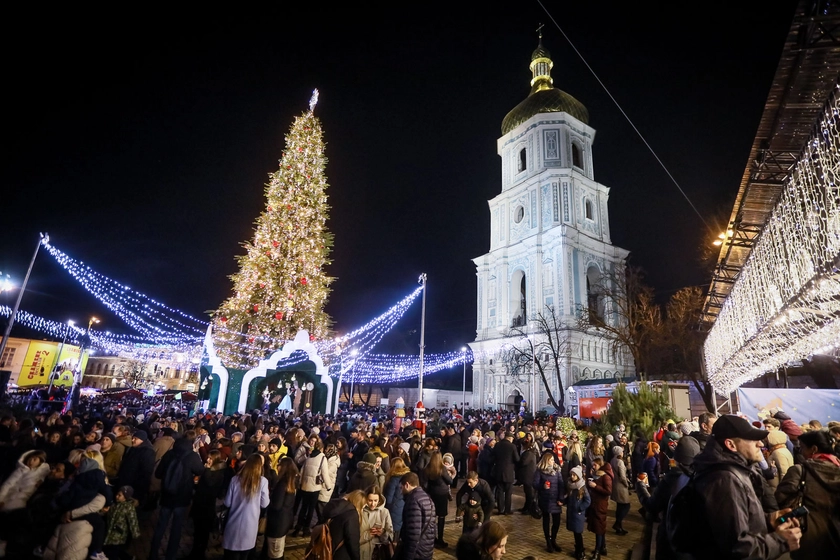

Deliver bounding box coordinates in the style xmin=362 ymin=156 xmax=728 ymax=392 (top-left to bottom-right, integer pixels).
xmin=0 ymin=398 xmax=837 ymax=560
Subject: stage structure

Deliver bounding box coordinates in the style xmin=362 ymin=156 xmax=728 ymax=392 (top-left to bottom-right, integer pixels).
xmin=200 ymin=326 xmax=335 ymax=415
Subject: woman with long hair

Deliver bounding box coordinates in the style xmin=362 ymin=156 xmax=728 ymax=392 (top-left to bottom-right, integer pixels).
xmin=584 ymin=436 xmax=604 ymax=478
xmin=264 ymin=457 xmax=298 ymax=560
xmin=223 ymin=454 xmax=270 ymax=559
xmin=643 ymin=442 xmax=661 ymax=487
xmin=383 ymin=457 xmax=411 ymax=541
xmin=586 ymin=456 xmax=613 ymax=560
xmin=335 ymin=437 xmax=350 ymax=496
xmin=533 ymin=450 xmax=564 ymax=553
xmin=775 ymin=430 xmax=840 ymax=558
xmin=455 ymin=519 xmax=508 ymax=560
xmin=421 ymin=450 xmax=453 ymax=549
xmin=359 ymin=485 xmax=394 ymax=560
xmin=319 ymin=490 xmax=364 ymax=560
xmin=316 ymin=443 xmax=340 ymax=523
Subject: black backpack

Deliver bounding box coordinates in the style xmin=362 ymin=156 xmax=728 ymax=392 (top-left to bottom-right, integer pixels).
xmin=162 ymin=456 xmax=185 ymax=495
xmin=665 ymin=464 xmax=735 ymax=554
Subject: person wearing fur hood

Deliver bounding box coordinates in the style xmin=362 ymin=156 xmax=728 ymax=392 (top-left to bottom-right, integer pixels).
xmin=360 ymin=485 xmax=394 ymax=560
xmin=348 ymin=452 xmax=378 ymax=492
xmin=0 ymin=449 xmax=50 ymax=512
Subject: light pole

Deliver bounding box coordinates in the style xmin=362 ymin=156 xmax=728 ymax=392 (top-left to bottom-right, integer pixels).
xmin=70 ymin=316 xmax=98 ymax=411
xmin=461 ymin=346 xmax=467 ymax=411
xmin=0 ymin=233 xmax=48 ymax=372
xmin=48 ymin=319 xmax=75 ymax=395
xmin=417 ymin=273 xmax=427 ymax=403
xmin=348 ymin=349 xmax=358 ymax=408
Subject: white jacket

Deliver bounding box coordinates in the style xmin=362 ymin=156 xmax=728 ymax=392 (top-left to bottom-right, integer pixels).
xmin=43 ymin=494 xmax=107 ymax=560
xmin=318 ymin=455 xmax=340 ymax=502
xmin=0 ymin=450 xmax=50 ymax=511
xmin=300 ymin=452 xmax=327 ymax=492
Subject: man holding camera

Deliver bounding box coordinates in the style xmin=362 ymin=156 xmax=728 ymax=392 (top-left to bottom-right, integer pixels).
xmin=689 ymin=415 xmax=802 ymax=559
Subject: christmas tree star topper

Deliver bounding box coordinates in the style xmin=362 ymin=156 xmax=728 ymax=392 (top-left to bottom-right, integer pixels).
xmin=309 ymin=89 xmax=319 ymax=112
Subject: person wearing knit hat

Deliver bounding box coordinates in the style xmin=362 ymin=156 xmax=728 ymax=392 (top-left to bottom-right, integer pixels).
xmin=566 ymin=465 xmax=590 ymax=559
xmin=766 ymin=430 xmax=794 ymax=487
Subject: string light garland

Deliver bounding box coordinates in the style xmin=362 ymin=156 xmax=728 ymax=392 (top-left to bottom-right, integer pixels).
xmin=704 ymin=86 xmax=840 ymax=393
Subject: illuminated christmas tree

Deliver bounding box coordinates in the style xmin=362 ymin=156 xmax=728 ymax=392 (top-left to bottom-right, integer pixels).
xmin=214 ymin=90 xmax=334 ymax=367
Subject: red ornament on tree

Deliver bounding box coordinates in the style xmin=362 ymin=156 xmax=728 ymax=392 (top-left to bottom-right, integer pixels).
xmin=287 ymin=204 xmax=292 ymax=210
xmin=259 ymin=283 xmax=265 ymax=288
xmin=253 ymin=304 xmax=259 ymax=312
xmin=272 ymin=241 xmax=279 ymax=247
xmin=268 ymin=206 xmax=273 ymax=211
xmin=220 ymin=317 xmax=228 ymax=323
xmin=309 ymin=334 xmax=315 ymax=341
xmin=275 ymin=312 xmax=284 ymax=320
xmin=300 ymin=277 xmax=308 ymax=285
xmin=248 ymin=336 xmax=255 ymax=343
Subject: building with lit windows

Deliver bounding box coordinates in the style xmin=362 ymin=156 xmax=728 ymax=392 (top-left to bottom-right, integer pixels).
xmin=469 ymin=38 xmax=632 ymax=412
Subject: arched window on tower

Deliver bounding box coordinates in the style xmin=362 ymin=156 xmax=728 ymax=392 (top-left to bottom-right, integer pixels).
xmin=585 ymin=199 xmax=594 ymax=220
xmin=586 ymin=265 xmax=605 ymax=323
xmin=511 ymin=270 xmax=527 ymax=327
xmin=518 ymin=148 xmax=527 ymax=172
xmin=572 ymin=143 xmax=582 ymax=169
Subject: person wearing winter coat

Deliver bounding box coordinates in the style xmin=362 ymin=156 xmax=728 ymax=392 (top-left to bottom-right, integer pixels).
xmin=149 ymin=427 xmax=176 ymax=496
xmin=322 ymin=491 xmax=363 ymax=560
xmin=116 ymin=430 xmax=156 ymax=505
xmin=54 ymin=454 xmax=114 ymax=560
xmin=766 ymin=430 xmax=794 ymax=489
xmin=586 ymin=456 xmax=613 ymax=559
xmin=610 ymin=446 xmax=630 ymax=535
xmin=636 ymin=436 xmax=701 ymax=560
xmin=476 ymin=438 xmax=495 ymax=484
xmin=517 ymin=441 xmax=539 ymax=514
xmin=348 ymin=452 xmax=378 ymax=493
xmin=395 ymin=472 xmax=435 ymax=560
xmin=189 ymin=450 xmax=231 ymax=560
xmin=455 ymin=471 xmax=495 ymax=523
xmin=223 ymin=454 xmax=270 ymax=558
xmin=564 ymin=465 xmax=592 ymax=560
xmin=99 ymin=433 xmax=124 ymax=481
xmin=360 ymin=485 xmax=394 ymax=560
xmin=490 ymin=434 xmax=519 ymax=515
xmin=775 ymin=430 xmax=840 ymax=559
xmin=419 ymin=450 xmax=453 ymax=548
xmin=383 ymin=457 xmax=411 ymax=539
xmin=533 ymin=450 xmax=564 ymax=553
xmin=293 ymin=438 xmax=327 ymax=536
xmin=102 ymin=485 xmax=140 ymax=560
xmin=643 ymin=442 xmax=661 ymax=487
xmin=316 ymin=443 xmax=340 ymax=522
xmin=0 ymin=449 xmax=50 ymax=556
xmin=0 ymin=449 xmax=50 ymax=512
xmin=455 ymin=491 xmax=484 ymax=534
xmin=264 ymin=457 xmax=297 ymax=560
xmin=43 ymin=493 xmax=107 ymax=560
xmin=150 ymin=435 xmax=205 ymax=560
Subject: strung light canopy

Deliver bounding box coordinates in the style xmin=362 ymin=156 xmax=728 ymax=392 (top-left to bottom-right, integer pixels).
xmin=704 ymin=88 xmax=840 ymax=393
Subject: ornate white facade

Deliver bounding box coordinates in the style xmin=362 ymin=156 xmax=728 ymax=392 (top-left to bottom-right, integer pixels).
xmin=469 ymin=39 xmax=632 ymax=411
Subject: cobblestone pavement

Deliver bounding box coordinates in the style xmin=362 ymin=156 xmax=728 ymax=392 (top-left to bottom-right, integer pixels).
xmin=128 ymin=480 xmax=646 ymax=560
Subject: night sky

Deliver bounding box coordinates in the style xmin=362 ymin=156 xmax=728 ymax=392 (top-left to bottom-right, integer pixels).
xmin=3 ymin=3 xmax=799 ymax=362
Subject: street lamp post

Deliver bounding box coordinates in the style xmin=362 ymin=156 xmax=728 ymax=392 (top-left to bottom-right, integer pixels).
xmin=70 ymin=316 xmax=99 ymax=412
xmin=348 ymin=349 xmax=358 ymax=409
xmin=461 ymin=346 xmax=467 ymax=411
xmin=417 ymin=273 xmax=427 ymax=403
xmin=0 ymin=233 xmax=48 ymax=373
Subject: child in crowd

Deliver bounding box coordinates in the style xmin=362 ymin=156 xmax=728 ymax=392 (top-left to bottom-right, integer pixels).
xmin=443 ymin=453 xmax=458 ymax=497
xmin=103 ymin=486 xmax=141 ymax=560
xmin=456 ymin=491 xmax=484 ymax=534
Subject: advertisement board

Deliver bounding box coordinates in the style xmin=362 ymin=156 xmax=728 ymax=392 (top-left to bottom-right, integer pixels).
xmin=18 ymin=341 xmax=58 ymax=386
xmin=578 ymin=396 xmax=612 ymax=419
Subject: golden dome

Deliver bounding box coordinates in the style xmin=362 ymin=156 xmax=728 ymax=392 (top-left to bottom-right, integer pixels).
xmin=501 ymin=38 xmax=589 ymax=135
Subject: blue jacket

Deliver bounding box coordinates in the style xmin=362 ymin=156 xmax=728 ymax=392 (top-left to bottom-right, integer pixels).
xmin=563 ymin=485 xmax=591 ymax=533
xmin=533 ymin=467 xmax=563 ymax=514
xmin=383 ymin=475 xmax=405 ymax=532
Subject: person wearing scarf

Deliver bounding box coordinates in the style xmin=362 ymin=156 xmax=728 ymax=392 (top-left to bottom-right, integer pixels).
xmin=775 ymin=430 xmax=840 ymax=559
xmin=563 ymin=465 xmax=591 ymax=560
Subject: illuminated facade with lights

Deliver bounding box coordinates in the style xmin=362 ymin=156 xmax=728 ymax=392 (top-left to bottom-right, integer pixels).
xmin=470 ymin=38 xmax=631 ymax=411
